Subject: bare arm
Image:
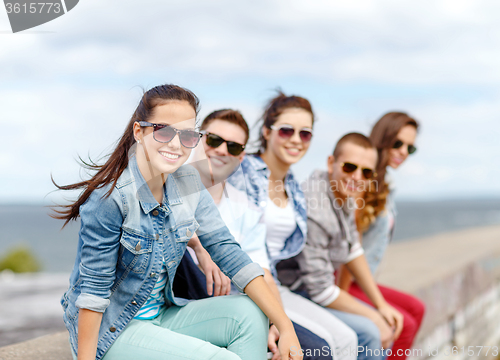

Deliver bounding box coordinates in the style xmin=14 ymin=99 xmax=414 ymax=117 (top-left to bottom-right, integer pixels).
xmin=263 ymin=268 xmax=283 ymax=307
xmin=245 ymin=276 xmax=302 ymax=360
xmin=187 ymin=234 xmax=231 ymax=296
xmin=337 ymin=264 xmax=354 ymax=291
xmin=263 ymin=268 xmax=286 ymax=359
xmin=345 ymin=255 xmax=385 ymax=308
xmin=326 ymin=289 xmax=394 ymax=349
xmin=77 ymin=309 xmax=103 ymax=360
xmin=345 ymin=255 xmax=404 ymax=343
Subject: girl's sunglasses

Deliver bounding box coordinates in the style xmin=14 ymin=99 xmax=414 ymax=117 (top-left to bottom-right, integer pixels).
xmin=340 ymin=162 xmax=377 ymax=179
xmin=270 ymin=124 xmax=313 ymax=143
xmin=137 ymin=121 xmax=202 ymax=148
xmin=393 ymin=140 xmax=417 ymax=155
xmin=202 ymin=132 xmax=245 ymax=156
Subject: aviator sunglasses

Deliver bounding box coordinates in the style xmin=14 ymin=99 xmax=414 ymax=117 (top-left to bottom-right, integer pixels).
xmin=202 ymin=131 xmax=245 ymax=156
xmin=270 ymin=124 xmax=313 ymax=143
xmin=137 ymin=121 xmax=202 ymax=148
xmin=340 ymin=162 xmax=377 ymax=179
xmin=393 ymin=139 xmax=417 ymax=155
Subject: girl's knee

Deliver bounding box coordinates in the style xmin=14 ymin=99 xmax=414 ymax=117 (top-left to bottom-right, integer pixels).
xmin=233 ymin=296 xmax=267 ymax=325
xmin=214 ymin=348 xmax=242 ymax=360
xmin=399 ymin=313 xmax=418 ymax=339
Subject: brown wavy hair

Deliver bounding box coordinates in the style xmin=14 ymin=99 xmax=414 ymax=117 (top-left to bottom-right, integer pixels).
xmin=356 ymin=112 xmax=419 ymax=233
xmin=51 ymin=84 xmax=200 ymax=228
xmin=255 ymin=90 xmax=314 ymax=154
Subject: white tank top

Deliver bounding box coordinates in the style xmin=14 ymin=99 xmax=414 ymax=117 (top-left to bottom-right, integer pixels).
xmin=264 ymin=198 xmax=296 ymax=259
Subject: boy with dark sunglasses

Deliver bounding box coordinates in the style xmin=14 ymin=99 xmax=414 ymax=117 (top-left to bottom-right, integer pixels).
xmin=278 ymin=133 xmax=404 ymax=360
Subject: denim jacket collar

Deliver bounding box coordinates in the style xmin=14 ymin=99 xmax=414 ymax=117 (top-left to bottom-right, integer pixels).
xmin=248 ymin=154 xmax=296 ymax=186
xmin=250 ymin=154 xmax=269 ymax=173
xmin=127 ymin=155 xmax=183 ymax=215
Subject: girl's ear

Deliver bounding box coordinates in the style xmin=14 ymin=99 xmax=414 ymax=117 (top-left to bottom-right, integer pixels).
xmin=262 ymin=126 xmax=271 ymax=141
xmin=133 ymin=122 xmax=143 ymax=143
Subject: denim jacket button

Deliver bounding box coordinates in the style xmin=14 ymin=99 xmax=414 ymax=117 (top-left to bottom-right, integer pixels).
xmin=152 ymin=210 xmax=159 ymax=216
xmin=135 ymin=243 xmax=141 ymax=251
xmin=150 ymin=272 xmax=156 ymax=277
xmin=109 ymin=327 xmax=116 ymax=332
xmin=131 ymin=300 xmax=138 ymax=305
xmin=186 ymin=229 xmax=192 ymax=237
xmin=155 ymin=234 xmax=159 ymax=240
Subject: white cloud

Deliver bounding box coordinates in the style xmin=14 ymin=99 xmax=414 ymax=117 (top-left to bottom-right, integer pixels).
xmin=2 ymin=0 xmax=500 ymax=84
xmin=1 ymin=0 xmax=500 ymax=201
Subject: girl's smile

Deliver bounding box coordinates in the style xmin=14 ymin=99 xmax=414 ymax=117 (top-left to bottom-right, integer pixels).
xmin=159 ymin=150 xmax=182 ymax=162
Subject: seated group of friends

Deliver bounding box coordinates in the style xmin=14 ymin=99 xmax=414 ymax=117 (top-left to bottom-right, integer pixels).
xmin=57 ymin=84 xmax=425 ymax=360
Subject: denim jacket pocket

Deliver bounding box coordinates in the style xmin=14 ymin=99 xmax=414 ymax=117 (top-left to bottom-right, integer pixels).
xmin=119 ymin=229 xmax=154 ymax=274
xmin=172 ymin=219 xmax=200 ymax=242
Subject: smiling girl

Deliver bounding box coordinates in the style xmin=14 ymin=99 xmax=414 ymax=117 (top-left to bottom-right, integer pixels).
xmin=52 ymin=84 xmax=301 ymax=360
xmin=229 ymin=91 xmax=358 ymax=360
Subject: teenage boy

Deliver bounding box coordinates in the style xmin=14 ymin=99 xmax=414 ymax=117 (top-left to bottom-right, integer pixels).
xmin=173 ymin=109 xmax=335 ymax=360
xmin=279 ymin=133 xmax=404 ymax=360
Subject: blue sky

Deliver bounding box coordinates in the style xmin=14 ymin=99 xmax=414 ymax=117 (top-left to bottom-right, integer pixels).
xmin=1 ymin=0 xmax=500 ymax=203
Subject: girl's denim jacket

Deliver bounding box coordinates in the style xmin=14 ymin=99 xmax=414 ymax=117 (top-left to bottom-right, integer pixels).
xmin=61 ymin=155 xmax=263 ymax=360
xmin=361 ymin=193 xmax=397 ymax=274
xmin=228 ymin=154 xmax=307 ymax=278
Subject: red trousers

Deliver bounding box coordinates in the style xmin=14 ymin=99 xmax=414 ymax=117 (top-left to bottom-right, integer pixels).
xmin=348 ymin=282 xmax=425 ymax=360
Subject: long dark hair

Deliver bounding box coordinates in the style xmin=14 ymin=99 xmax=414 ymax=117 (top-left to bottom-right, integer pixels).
xmin=51 ymin=84 xmax=200 ymax=227
xmin=255 ymin=90 xmax=314 ymax=154
xmin=370 ymin=111 xmax=419 ymax=193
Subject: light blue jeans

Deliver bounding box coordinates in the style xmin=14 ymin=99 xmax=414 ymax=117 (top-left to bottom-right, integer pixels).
xmin=74 ymin=296 xmax=268 ymax=360
xmin=325 ymin=308 xmax=385 ymax=360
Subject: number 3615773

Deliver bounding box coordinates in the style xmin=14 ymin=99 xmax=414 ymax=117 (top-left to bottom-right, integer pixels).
xmin=5 ymin=3 xmax=62 ymax=14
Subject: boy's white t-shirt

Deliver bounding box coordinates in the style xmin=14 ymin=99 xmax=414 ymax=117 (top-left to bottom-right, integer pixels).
xmin=187 ymin=181 xmax=270 ymax=271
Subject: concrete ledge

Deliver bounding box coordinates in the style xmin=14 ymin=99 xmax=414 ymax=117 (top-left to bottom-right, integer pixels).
xmin=0 ymin=332 xmax=71 ymax=360
xmin=377 ymin=225 xmax=500 ymax=360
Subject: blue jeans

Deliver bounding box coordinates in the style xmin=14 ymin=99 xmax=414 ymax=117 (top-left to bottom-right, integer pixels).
xmin=325 ymin=308 xmax=384 ymax=360
xmin=293 ymin=323 xmax=332 ymax=360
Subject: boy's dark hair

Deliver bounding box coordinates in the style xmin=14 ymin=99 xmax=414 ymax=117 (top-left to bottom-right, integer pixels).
xmin=201 ymin=109 xmax=249 ymax=144
xmin=333 ymin=132 xmax=375 ymax=158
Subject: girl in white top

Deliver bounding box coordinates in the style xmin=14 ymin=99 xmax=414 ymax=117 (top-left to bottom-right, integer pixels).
xmin=229 ymin=92 xmax=359 ymax=360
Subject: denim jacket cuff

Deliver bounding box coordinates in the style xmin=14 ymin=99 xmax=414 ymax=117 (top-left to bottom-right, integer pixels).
xmin=231 ymin=262 xmax=265 ymax=292
xmin=75 ymin=293 xmax=111 ymax=313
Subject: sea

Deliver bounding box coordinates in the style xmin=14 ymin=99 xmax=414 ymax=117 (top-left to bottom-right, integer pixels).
xmin=1 ymin=199 xmax=500 ymax=272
